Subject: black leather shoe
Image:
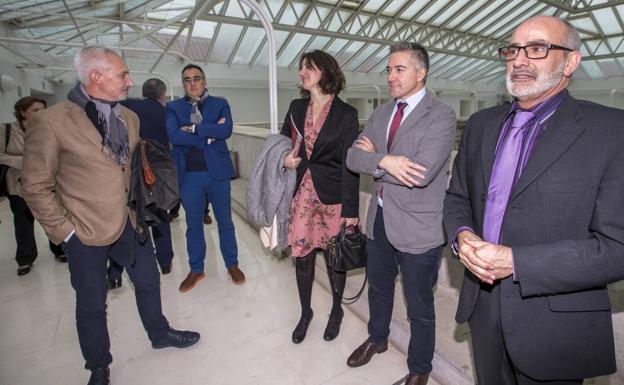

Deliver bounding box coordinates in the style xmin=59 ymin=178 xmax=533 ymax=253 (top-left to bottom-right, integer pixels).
xmin=323 ymin=309 xmax=344 ymax=341
xmin=347 ymin=337 xmax=388 ymax=367
xmin=17 ymin=265 xmax=32 ymax=276
xmin=107 ymin=278 xmax=122 ymax=290
xmin=87 ymin=367 xmax=110 ymax=385
xmin=55 ymin=254 xmax=68 ymax=263
xmin=291 ymin=311 xmax=313 ymax=344
xmin=161 ymin=265 xmax=172 ymax=275
xmin=167 ymin=211 xmax=179 ymax=222
xmin=152 ymin=328 xmax=200 ymax=349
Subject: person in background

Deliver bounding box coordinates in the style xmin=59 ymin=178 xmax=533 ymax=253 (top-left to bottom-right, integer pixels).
xmin=107 ymin=78 xmax=176 ymax=289
xmin=346 ymin=42 xmax=456 ymax=385
xmin=444 ymin=16 xmax=624 ymax=385
xmin=166 ymin=64 xmax=245 ymax=292
xmin=1 ymin=96 xmax=67 ymax=277
xmin=21 ymin=46 xmax=200 ymax=385
xmin=281 ymin=50 xmax=359 ymax=344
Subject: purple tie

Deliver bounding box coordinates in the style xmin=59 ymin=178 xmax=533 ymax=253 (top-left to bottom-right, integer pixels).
xmin=483 ymin=110 xmax=534 ymax=243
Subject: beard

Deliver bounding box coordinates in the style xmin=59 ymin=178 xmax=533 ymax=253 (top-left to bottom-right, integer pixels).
xmin=506 ymin=60 xmax=566 ymax=99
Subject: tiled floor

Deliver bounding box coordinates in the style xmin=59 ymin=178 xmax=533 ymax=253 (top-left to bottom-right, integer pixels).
xmin=0 ymin=198 xmax=439 ymax=385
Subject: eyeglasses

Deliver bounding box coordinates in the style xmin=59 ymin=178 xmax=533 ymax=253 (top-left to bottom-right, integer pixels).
xmin=498 ymin=43 xmax=573 ymax=61
xmin=183 ymin=76 xmax=205 ymax=84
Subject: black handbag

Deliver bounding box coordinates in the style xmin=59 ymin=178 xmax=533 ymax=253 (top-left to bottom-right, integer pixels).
xmin=0 ymin=123 xmax=11 ymax=197
xmin=326 ymin=223 xmax=367 ymax=304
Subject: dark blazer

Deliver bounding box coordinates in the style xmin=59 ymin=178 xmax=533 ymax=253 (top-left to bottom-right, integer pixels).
xmin=280 ymin=96 xmax=359 ymax=218
xmin=121 ymin=98 xmax=168 ymax=145
xmin=444 ymin=92 xmax=624 ymax=380
xmin=165 ymin=95 xmax=234 ymax=184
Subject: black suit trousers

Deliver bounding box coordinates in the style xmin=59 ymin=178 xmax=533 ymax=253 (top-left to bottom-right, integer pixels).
xmin=469 ymin=283 xmax=583 ymax=385
xmin=8 ymin=195 xmax=38 ymax=266
xmin=64 ymin=219 xmax=169 ymax=370
xmin=367 ymin=205 xmax=442 ymax=374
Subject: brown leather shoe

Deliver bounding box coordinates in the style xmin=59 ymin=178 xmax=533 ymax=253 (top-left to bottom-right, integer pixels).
xmin=179 ymin=272 xmax=205 ymax=292
xmin=227 ymin=265 xmax=245 ymax=285
xmin=347 ymin=337 xmax=388 ymax=367
xmin=404 ymin=373 xmax=429 ymax=385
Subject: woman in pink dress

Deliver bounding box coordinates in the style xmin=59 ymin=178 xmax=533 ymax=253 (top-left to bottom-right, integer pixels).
xmin=281 ymin=50 xmax=360 ymax=344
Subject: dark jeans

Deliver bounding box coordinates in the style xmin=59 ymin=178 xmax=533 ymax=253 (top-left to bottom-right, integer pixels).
xmin=469 ymin=284 xmax=583 ymax=385
xmin=108 ymin=221 xmax=174 ymax=280
xmin=367 ymin=206 xmax=442 ymax=374
xmin=64 ymin=219 xmax=169 ymax=370
xmin=8 ymin=195 xmax=38 ymax=266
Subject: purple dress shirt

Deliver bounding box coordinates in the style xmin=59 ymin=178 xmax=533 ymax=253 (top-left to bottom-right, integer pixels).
xmin=453 ymin=90 xmax=567 ymax=253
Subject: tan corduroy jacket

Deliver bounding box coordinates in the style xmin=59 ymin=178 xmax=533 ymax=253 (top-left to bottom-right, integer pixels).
xmin=21 ymin=100 xmax=139 ymax=246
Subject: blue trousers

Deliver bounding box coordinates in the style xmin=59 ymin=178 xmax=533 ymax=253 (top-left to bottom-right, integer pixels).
xmin=180 ymin=170 xmax=238 ymax=272
xmin=108 ymin=221 xmax=174 ymax=280
xmin=367 ymin=206 xmax=442 ymax=374
xmin=64 ymin=219 xmax=169 ymax=370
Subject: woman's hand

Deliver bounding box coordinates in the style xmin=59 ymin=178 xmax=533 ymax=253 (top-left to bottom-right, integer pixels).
xmin=283 ymin=151 xmax=302 ymax=170
xmin=341 ymin=217 xmax=359 ymax=228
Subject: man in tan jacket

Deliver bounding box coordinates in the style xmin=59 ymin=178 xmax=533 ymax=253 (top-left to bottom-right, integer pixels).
xmin=21 ymin=47 xmax=200 ymax=385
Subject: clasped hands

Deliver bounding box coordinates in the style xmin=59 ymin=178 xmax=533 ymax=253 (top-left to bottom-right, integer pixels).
xmin=180 ymin=117 xmax=226 ymax=133
xmin=457 ymin=230 xmax=514 ymax=285
xmin=352 ymin=136 xmax=426 ymax=188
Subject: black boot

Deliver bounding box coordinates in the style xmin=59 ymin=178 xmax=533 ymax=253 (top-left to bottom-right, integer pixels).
xmin=323 ymin=251 xmax=346 ymax=341
xmin=87 ymin=367 xmax=110 ymax=385
xmin=292 ymin=251 xmax=316 ymax=344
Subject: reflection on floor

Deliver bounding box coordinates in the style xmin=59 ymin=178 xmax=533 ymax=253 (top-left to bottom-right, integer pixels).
xmin=0 ymin=198 xmax=440 ymax=385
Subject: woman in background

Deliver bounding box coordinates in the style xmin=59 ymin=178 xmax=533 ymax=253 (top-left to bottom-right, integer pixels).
xmin=1 ymin=97 xmax=65 ymax=276
xmin=281 ymin=50 xmax=360 ymax=343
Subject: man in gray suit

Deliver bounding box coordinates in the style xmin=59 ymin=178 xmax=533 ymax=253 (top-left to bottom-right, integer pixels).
xmin=444 ymin=16 xmax=624 ymax=385
xmin=345 ymin=42 xmax=456 ymax=385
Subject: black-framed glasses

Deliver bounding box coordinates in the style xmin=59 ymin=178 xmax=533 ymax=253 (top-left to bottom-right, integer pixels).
xmin=498 ymin=43 xmax=573 ymax=61
xmin=183 ymin=76 xmax=205 ymax=84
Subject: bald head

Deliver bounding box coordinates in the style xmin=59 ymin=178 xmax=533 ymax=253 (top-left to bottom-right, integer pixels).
xmin=514 ymin=16 xmax=580 ymax=51
xmin=505 ymin=16 xmax=581 ymax=109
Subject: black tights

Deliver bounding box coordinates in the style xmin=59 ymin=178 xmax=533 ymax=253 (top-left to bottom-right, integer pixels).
xmin=295 ymin=250 xmax=346 ymax=320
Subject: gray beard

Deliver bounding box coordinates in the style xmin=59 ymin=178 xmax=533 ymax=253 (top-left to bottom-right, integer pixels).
xmin=506 ymin=60 xmax=566 ymax=99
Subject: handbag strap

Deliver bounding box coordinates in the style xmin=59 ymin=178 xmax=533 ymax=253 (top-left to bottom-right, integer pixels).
xmin=332 ymin=268 xmax=367 ymax=305
xmin=4 ymin=123 xmax=10 ymax=147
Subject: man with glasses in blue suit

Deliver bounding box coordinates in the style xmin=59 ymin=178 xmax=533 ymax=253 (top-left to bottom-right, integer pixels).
xmin=166 ymin=64 xmax=245 ymax=292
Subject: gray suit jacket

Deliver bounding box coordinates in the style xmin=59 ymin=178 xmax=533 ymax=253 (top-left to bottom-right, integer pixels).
xmin=347 ymin=91 xmax=456 ymax=254
xmin=444 ymin=93 xmax=624 ymax=380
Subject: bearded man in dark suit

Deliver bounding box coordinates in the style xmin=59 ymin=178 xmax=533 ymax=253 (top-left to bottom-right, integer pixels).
xmin=444 ymin=16 xmax=624 ymax=385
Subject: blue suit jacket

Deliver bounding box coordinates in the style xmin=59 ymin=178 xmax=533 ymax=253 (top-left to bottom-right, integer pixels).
xmin=121 ymin=98 xmax=168 ymax=145
xmin=165 ymin=95 xmax=234 ymax=184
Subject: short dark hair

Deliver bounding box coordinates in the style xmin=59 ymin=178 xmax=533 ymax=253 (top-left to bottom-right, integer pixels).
xmin=389 ymin=42 xmax=430 ymax=83
xmin=298 ymin=50 xmax=346 ymax=98
xmin=142 ymin=78 xmax=167 ymax=99
xmin=14 ymin=96 xmax=47 ymax=122
xmin=181 ymin=64 xmax=205 ymax=77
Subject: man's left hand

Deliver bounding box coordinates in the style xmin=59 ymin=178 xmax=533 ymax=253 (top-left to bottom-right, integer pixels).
xmin=465 ymin=239 xmax=514 ymax=284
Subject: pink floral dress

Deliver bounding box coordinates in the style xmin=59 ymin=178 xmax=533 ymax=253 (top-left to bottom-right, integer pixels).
xmin=288 ymin=96 xmax=342 ymax=258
